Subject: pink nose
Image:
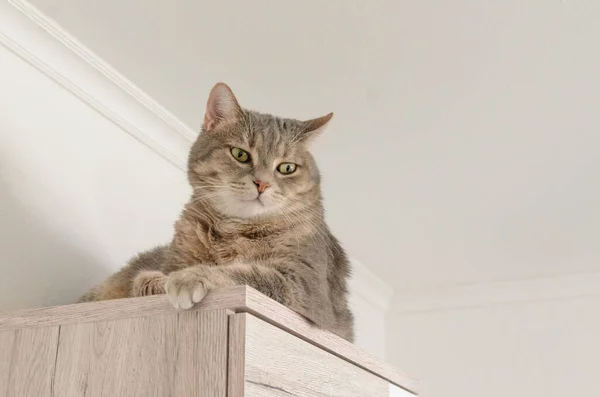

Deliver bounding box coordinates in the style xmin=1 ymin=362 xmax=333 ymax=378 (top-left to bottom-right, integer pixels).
xmin=253 ymin=179 xmax=270 ymax=194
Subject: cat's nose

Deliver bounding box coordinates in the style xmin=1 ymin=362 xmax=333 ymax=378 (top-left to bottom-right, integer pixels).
xmin=253 ymin=179 xmax=270 ymax=194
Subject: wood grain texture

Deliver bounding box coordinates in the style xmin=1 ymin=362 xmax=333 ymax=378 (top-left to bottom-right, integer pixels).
xmin=0 ymin=326 xmax=60 ymax=397
xmin=53 ymin=309 xmax=228 ymax=397
xmin=241 ymin=313 xmax=390 ymax=397
xmin=175 ymin=309 xmax=229 ymax=396
xmin=243 ymin=287 xmax=419 ymax=394
xmin=227 ymin=312 xmax=247 ymax=397
xmin=0 ymin=285 xmax=247 ymax=331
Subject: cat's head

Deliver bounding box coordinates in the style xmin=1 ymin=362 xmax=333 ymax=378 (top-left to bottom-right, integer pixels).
xmin=188 ymin=83 xmax=332 ymax=219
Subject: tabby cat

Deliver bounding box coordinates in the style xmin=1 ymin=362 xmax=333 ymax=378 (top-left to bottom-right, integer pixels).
xmin=79 ymin=83 xmax=354 ymax=341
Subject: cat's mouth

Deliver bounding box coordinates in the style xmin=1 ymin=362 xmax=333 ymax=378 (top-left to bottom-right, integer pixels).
xmin=228 ymin=190 xmax=278 ymax=216
xmin=241 ymin=195 xmax=265 ymax=206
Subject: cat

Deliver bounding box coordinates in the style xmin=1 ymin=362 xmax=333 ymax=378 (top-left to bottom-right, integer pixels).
xmin=79 ymin=83 xmax=354 ymax=341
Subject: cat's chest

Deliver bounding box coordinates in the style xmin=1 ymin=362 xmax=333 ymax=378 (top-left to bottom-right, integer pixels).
xmin=173 ymin=217 xmax=275 ymax=265
xmin=212 ymin=232 xmax=273 ymax=263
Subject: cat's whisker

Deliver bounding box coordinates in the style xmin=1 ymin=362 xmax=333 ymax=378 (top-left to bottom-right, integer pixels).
xmin=279 ymin=204 xmax=334 ymax=260
xmin=275 ymin=208 xmax=301 ymax=255
xmin=193 ymin=184 xmax=230 ymax=190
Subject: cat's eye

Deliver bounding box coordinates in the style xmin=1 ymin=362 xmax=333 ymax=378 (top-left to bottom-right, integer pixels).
xmin=277 ymin=163 xmax=297 ymax=175
xmin=230 ymin=147 xmax=250 ymax=163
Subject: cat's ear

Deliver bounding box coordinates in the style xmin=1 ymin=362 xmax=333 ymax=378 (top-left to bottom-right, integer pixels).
xmin=301 ymin=112 xmax=334 ymax=141
xmin=203 ymin=83 xmax=243 ymax=132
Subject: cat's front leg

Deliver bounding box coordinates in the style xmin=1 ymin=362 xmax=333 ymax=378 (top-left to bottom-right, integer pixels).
xmin=131 ymin=270 xmax=168 ymax=297
xmin=164 ymin=262 xmax=309 ymax=311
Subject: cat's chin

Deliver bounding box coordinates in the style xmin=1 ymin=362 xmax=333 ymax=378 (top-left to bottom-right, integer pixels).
xmin=214 ymin=197 xmax=277 ymax=219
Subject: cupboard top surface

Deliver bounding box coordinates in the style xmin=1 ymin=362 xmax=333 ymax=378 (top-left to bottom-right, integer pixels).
xmin=0 ymin=285 xmax=418 ymax=393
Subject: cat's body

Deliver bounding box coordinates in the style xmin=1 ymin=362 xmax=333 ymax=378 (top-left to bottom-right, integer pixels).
xmin=80 ymin=83 xmax=354 ymax=341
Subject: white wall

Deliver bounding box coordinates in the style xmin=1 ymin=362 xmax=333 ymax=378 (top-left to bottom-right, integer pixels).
xmin=388 ymin=277 xmax=600 ymax=397
xmin=0 ymin=2 xmax=391 ymax=359
xmin=0 ymin=44 xmax=189 ymax=309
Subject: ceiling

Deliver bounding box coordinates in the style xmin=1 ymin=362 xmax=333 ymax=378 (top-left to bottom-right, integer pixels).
xmin=30 ymin=0 xmax=600 ymax=291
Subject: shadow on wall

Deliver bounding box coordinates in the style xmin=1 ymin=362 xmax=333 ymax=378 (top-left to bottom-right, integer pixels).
xmin=0 ymin=174 xmax=109 ymax=311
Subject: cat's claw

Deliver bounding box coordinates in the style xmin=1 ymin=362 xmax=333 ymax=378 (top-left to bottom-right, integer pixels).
xmin=164 ymin=272 xmax=209 ymax=310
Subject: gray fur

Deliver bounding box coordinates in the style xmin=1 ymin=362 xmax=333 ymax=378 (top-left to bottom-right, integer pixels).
xmin=79 ymin=83 xmax=354 ymax=341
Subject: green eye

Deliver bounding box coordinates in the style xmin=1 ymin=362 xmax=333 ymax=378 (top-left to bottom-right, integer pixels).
xmin=230 ymin=147 xmax=250 ymax=163
xmin=277 ymin=163 xmax=297 ymax=174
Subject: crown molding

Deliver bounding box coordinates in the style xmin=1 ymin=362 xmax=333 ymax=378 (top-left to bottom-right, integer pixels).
xmin=393 ymin=271 xmax=600 ymax=314
xmin=1 ymin=0 xmax=197 ymax=171
xmin=349 ymin=259 xmax=394 ymax=313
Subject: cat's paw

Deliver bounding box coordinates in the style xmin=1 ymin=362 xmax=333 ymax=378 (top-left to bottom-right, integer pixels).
xmin=132 ymin=271 xmax=167 ymax=297
xmin=164 ymin=269 xmax=212 ymax=310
